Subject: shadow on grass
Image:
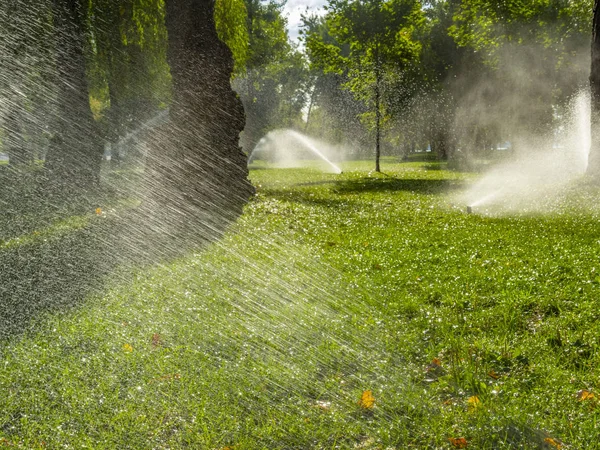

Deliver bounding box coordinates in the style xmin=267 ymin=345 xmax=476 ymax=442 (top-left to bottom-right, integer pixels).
xmin=333 ymin=177 xmax=465 ymax=195
xmin=0 ymin=219 xmax=118 ymax=340
xmin=422 ymin=163 xmax=445 ymax=171
xmin=0 ymin=171 xmax=248 ymax=342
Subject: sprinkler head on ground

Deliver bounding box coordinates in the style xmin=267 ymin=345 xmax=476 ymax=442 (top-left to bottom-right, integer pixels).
xmin=466 ymin=206 xmax=473 ymax=214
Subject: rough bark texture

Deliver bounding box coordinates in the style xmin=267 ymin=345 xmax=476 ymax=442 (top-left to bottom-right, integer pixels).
xmin=139 ymin=0 xmax=253 ymax=256
xmin=45 ymin=0 xmax=103 ymax=187
xmin=590 ymin=0 xmax=600 ymax=175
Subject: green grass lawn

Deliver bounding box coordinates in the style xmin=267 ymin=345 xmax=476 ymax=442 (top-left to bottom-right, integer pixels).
xmin=2 ymin=160 xmax=600 ymax=448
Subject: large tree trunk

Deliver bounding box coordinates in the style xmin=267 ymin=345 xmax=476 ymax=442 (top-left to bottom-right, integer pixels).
xmin=590 ymin=0 xmax=600 ymax=175
xmin=139 ymin=0 xmax=252 ymax=255
xmin=45 ymin=0 xmax=103 ymax=188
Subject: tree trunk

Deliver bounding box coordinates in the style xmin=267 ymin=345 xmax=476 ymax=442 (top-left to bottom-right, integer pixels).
xmin=590 ymin=0 xmax=600 ymax=175
xmin=45 ymin=0 xmax=103 ymax=188
xmin=140 ymin=0 xmax=253 ymax=252
xmin=305 ymin=83 xmax=317 ymax=133
xmin=375 ymin=51 xmax=382 ymax=173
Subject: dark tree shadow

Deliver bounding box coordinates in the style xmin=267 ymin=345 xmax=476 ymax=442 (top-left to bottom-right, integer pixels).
xmin=0 ymin=217 xmax=116 ymax=340
xmin=422 ymin=164 xmax=444 ymax=171
xmin=0 ymin=162 xmax=250 ymax=342
xmin=333 ymin=177 xmax=465 ymax=195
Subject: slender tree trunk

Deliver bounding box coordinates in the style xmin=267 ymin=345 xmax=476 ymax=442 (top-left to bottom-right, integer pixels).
xmin=305 ymin=83 xmax=317 ymax=133
xmin=105 ymin=2 xmax=128 ymax=167
xmin=590 ymin=0 xmax=600 ymax=175
xmin=375 ymin=48 xmax=381 ymax=173
xmin=45 ymin=0 xmax=103 ymax=188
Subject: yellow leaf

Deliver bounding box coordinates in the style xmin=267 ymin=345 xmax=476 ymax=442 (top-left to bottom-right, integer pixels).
xmin=467 ymin=396 xmax=481 ymax=411
xmin=448 ymin=437 xmax=468 ymax=448
xmin=488 ymin=370 xmax=500 ymax=379
xmin=577 ymin=389 xmax=595 ymax=401
xmin=544 ymin=437 xmax=562 ymax=449
xmin=358 ymin=390 xmax=375 ymax=409
xmin=95 ymin=208 xmax=102 ymax=215
xmin=123 ymin=343 xmax=133 ymax=353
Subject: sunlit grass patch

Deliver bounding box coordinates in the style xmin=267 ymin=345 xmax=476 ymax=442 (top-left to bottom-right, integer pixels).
xmin=2 ymin=160 xmax=600 ymax=447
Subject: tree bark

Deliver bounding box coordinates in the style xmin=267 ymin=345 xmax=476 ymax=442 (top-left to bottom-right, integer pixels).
xmin=590 ymin=0 xmax=600 ymax=175
xmin=375 ymin=49 xmax=382 ymax=173
xmin=45 ymin=0 xmax=103 ymax=188
xmin=140 ymin=0 xmax=253 ymax=251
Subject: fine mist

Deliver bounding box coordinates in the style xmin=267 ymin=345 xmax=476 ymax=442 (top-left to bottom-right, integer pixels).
xmin=249 ymin=129 xmax=343 ymax=174
xmin=459 ymin=90 xmax=591 ymax=215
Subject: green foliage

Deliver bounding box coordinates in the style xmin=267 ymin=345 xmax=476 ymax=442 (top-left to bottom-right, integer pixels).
xmin=449 ymin=0 xmax=592 ymax=66
xmin=234 ymin=0 xmax=310 ymax=149
xmin=88 ymin=0 xmax=171 ymax=138
xmin=215 ymin=0 xmax=250 ymax=73
xmin=305 ymin=0 xmax=424 ymax=166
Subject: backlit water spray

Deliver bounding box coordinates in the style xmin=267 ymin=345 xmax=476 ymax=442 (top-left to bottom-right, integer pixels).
xmin=460 ymin=90 xmax=591 ymax=215
xmin=249 ymin=129 xmax=343 ymax=174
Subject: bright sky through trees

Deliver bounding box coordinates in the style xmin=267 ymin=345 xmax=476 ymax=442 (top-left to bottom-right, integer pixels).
xmin=284 ymin=0 xmax=326 ymax=40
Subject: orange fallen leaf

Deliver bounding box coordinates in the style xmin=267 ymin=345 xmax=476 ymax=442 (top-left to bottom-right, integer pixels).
xmin=544 ymin=437 xmax=562 ymax=449
xmin=95 ymin=207 xmax=102 ymax=215
xmin=448 ymin=437 xmax=468 ymax=448
xmin=123 ymin=343 xmax=133 ymax=352
xmin=577 ymin=389 xmax=595 ymax=401
xmin=358 ymin=390 xmax=375 ymax=409
xmin=425 ymin=358 xmax=445 ymax=381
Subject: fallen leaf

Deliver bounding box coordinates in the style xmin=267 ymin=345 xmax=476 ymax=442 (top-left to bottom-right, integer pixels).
xmin=358 ymin=390 xmax=375 ymax=409
xmin=544 ymin=437 xmax=562 ymax=449
xmin=123 ymin=343 xmax=133 ymax=353
xmin=467 ymin=396 xmax=481 ymax=411
xmin=488 ymin=370 xmax=500 ymax=379
xmin=425 ymin=358 xmax=445 ymax=381
xmin=448 ymin=437 xmax=468 ymax=448
xmin=152 ymin=373 xmax=181 ymax=382
xmin=577 ymin=389 xmax=595 ymax=401
xmin=95 ymin=208 xmax=102 ymax=215
xmin=151 ymin=333 xmax=162 ymax=347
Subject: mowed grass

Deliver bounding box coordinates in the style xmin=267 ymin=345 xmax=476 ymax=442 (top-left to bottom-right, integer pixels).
xmin=2 ymin=159 xmax=600 ymax=448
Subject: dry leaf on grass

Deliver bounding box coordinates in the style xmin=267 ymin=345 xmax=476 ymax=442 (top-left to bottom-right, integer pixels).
xmin=358 ymin=390 xmax=375 ymax=409
xmin=577 ymin=389 xmax=595 ymax=401
xmin=448 ymin=437 xmax=468 ymax=448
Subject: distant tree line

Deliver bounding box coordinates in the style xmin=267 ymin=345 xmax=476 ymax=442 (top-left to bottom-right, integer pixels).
xmin=302 ymin=0 xmax=593 ymax=171
xmin=1 ymin=0 xmax=597 ymax=177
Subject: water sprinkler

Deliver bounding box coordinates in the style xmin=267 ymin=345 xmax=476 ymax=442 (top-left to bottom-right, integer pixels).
xmin=466 ymin=206 xmax=473 ymax=214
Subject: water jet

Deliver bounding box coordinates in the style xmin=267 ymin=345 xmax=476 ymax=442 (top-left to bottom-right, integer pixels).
xmin=249 ymin=129 xmax=343 ymax=174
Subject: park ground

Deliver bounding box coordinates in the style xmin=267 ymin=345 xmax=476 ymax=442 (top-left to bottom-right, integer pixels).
xmin=2 ymin=159 xmax=600 ymax=448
